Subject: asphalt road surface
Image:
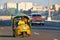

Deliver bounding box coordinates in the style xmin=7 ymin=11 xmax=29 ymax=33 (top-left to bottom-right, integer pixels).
xmin=0 ymin=26 xmax=60 ymax=40
xmin=0 ymin=27 xmax=60 ymax=40
xmin=0 ymin=21 xmax=60 ymax=40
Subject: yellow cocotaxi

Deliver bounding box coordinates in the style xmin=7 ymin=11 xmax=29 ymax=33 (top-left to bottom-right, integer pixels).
xmin=12 ymin=14 xmax=31 ymax=37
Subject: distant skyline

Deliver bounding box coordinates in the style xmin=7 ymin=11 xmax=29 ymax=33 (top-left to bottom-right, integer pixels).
xmin=0 ymin=0 xmax=60 ymax=7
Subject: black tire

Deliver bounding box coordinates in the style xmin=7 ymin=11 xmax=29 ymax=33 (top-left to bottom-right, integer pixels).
xmin=21 ymin=32 xmax=28 ymax=37
xmin=38 ymin=23 xmax=41 ymax=25
xmin=42 ymin=23 xmax=44 ymax=25
xmin=20 ymin=32 xmax=24 ymax=37
xmin=31 ymin=23 xmax=34 ymax=25
xmin=13 ymin=30 xmax=16 ymax=37
xmin=13 ymin=34 xmax=15 ymax=37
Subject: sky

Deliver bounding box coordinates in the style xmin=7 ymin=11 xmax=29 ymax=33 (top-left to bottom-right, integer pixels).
xmin=0 ymin=0 xmax=60 ymax=7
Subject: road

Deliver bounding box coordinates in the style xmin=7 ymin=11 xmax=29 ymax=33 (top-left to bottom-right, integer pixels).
xmin=0 ymin=21 xmax=60 ymax=40
xmin=0 ymin=27 xmax=60 ymax=40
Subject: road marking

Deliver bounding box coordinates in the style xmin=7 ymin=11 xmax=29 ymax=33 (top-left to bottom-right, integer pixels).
xmin=54 ymin=38 xmax=58 ymax=40
xmin=33 ymin=32 xmax=40 ymax=35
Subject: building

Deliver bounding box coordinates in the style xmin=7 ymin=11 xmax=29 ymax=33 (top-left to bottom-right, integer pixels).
xmin=4 ymin=2 xmax=17 ymax=9
xmin=43 ymin=7 xmax=48 ymax=11
xmin=4 ymin=2 xmax=17 ymax=15
xmin=18 ymin=2 xmax=33 ymax=11
xmin=52 ymin=4 xmax=60 ymax=11
xmin=32 ymin=5 xmax=43 ymax=12
xmin=0 ymin=6 xmax=3 ymax=10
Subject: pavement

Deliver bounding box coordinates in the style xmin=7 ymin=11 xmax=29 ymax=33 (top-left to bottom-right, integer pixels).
xmin=45 ymin=20 xmax=60 ymax=22
xmin=0 ymin=27 xmax=60 ymax=40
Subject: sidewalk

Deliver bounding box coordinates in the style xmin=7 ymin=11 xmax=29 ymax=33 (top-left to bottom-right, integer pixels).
xmin=45 ymin=20 xmax=60 ymax=22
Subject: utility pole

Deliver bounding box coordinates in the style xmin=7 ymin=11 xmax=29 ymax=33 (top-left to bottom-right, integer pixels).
xmin=25 ymin=2 xmax=26 ymax=10
xmin=34 ymin=0 xmax=37 ymax=5
xmin=16 ymin=3 xmax=18 ymax=15
xmin=14 ymin=3 xmax=19 ymax=16
xmin=47 ymin=0 xmax=51 ymax=21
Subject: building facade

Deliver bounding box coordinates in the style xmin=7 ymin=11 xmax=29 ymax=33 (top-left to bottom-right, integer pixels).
xmin=4 ymin=2 xmax=17 ymax=9
xmin=32 ymin=5 xmax=43 ymax=12
xmin=52 ymin=4 xmax=60 ymax=11
xmin=18 ymin=2 xmax=33 ymax=11
xmin=0 ymin=6 xmax=3 ymax=10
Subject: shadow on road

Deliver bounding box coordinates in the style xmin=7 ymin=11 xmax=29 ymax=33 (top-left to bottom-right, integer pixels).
xmin=0 ymin=35 xmax=13 ymax=37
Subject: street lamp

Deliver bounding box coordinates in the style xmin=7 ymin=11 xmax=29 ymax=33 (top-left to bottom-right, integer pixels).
xmin=47 ymin=0 xmax=51 ymax=21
